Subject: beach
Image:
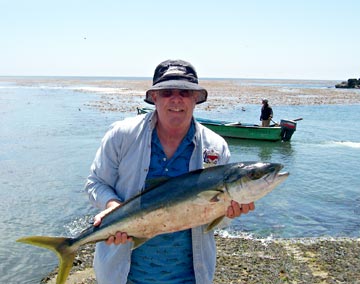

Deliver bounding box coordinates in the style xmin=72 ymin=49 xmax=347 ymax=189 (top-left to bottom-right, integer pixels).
xmin=27 ymin=77 xmax=360 ymax=284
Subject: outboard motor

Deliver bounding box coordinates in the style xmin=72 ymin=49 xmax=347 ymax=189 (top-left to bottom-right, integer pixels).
xmin=280 ymin=119 xmax=297 ymax=141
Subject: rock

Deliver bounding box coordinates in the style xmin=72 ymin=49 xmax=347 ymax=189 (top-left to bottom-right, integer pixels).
xmin=43 ymin=237 xmax=360 ymax=284
xmin=335 ymin=78 xmax=360 ymax=88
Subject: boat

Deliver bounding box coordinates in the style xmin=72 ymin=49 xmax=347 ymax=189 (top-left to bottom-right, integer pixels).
xmin=136 ymin=107 xmax=301 ymax=142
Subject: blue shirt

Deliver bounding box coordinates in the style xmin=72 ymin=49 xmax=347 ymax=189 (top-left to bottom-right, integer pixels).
xmin=128 ymin=122 xmax=196 ymax=284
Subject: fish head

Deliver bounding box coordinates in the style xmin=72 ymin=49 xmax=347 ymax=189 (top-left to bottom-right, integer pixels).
xmin=224 ymin=162 xmax=289 ymax=204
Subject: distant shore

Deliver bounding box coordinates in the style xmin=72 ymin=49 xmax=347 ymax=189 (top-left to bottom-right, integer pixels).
xmin=2 ymin=78 xmax=359 ymax=113
xmin=79 ymin=79 xmax=360 ymax=112
xmin=43 ymin=235 xmax=360 ymax=284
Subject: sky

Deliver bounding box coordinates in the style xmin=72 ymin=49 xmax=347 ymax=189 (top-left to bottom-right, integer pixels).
xmin=1 ymin=0 xmax=359 ymax=80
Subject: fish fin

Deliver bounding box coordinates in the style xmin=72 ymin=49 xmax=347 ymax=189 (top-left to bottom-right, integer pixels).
xmin=132 ymin=237 xmax=149 ymax=250
xmin=206 ymin=216 xmax=225 ymax=232
xmin=17 ymin=236 xmax=76 ymax=284
xmin=198 ymin=190 xmax=224 ymax=203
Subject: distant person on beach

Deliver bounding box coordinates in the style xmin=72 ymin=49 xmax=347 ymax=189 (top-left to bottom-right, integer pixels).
xmin=260 ymin=99 xmax=273 ymax=127
xmin=85 ymin=59 xmax=255 ymax=284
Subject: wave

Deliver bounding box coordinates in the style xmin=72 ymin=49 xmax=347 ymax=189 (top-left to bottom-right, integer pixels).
xmin=333 ymin=141 xmax=360 ymax=148
xmin=0 ymin=85 xmax=66 ymax=90
xmin=74 ymin=86 xmax=122 ymax=93
xmin=0 ymin=84 xmax=143 ymax=95
xmin=215 ymin=229 xmax=359 ymax=244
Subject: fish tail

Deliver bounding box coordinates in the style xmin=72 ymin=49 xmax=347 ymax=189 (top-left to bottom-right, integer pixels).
xmin=17 ymin=236 xmax=77 ymax=284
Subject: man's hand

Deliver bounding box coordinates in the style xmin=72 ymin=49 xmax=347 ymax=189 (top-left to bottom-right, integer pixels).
xmin=93 ymin=200 xmax=133 ymax=245
xmin=226 ymin=200 xmax=255 ymax=219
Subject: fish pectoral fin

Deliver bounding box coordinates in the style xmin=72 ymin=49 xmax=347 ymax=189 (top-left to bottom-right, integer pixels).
xmin=132 ymin=237 xmax=149 ymax=250
xmin=198 ymin=190 xmax=225 ymax=203
xmin=205 ymin=216 xmax=225 ymax=233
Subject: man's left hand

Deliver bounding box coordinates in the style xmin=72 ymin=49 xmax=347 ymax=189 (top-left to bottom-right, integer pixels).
xmin=226 ymin=200 xmax=255 ymax=218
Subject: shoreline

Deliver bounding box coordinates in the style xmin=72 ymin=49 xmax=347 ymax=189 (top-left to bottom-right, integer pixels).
xmin=43 ymin=235 xmax=360 ymax=284
xmin=80 ymin=79 xmax=360 ymax=113
xmin=2 ymin=78 xmax=359 ymax=113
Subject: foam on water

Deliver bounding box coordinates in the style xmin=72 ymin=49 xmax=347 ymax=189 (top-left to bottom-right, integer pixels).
xmin=333 ymin=141 xmax=360 ymax=148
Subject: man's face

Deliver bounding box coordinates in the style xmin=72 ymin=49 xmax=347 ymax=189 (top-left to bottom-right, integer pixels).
xmin=152 ymin=89 xmax=197 ymax=129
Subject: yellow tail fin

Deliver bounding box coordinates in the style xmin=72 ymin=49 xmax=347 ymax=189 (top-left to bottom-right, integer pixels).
xmin=17 ymin=236 xmax=77 ymax=284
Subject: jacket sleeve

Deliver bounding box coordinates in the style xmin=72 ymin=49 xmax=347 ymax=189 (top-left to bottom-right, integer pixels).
xmin=85 ymin=125 xmax=123 ymax=210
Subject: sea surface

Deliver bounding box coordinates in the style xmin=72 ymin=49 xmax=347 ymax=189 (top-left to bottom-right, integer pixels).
xmin=0 ymin=77 xmax=359 ymax=283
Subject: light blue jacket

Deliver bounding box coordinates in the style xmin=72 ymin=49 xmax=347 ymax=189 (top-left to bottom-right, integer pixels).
xmin=85 ymin=111 xmax=230 ymax=284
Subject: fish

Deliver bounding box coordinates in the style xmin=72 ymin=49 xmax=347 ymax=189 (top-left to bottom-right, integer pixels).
xmin=17 ymin=161 xmax=288 ymax=284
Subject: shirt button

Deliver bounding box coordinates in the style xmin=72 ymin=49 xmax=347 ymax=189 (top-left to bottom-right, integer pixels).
xmin=165 ymin=168 xmax=169 ymax=172
xmin=163 ymin=157 xmax=167 ymax=161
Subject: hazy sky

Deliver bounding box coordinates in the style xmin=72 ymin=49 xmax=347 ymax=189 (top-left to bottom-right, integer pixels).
xmin=1 ymin=0 xmax=359 ymax=80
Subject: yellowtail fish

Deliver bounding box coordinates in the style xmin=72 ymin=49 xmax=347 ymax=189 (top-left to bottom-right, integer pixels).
xmin=17 ymin=161 xmax=289 ymax=284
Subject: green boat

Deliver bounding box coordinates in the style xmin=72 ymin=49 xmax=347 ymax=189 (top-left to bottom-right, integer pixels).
xmin=137 ymin=107 xmax=301 ymax=142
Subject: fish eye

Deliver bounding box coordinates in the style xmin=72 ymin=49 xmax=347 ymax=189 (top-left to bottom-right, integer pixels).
xmin=247 ymin=170 xmax=263 ymax=180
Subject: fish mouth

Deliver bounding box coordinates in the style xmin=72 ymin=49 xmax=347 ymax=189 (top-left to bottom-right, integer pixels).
xmin=273 ymin=171 xmax=289 ymax=184
xmin=278 ymin=171 xmax=289 ymax=178
xmin=264 ymin=170 xmax=289 ymax=185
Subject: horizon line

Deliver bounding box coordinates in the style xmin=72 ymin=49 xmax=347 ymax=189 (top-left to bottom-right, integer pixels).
xmin=0 ymin=75 xmax=346 ymax=82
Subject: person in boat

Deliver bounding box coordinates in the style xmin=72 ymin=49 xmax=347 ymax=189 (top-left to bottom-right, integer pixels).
xmin=85 ymin=59 xmax=255 ymax=284
xmin=260 ymin=99 xmax=273 ymax=127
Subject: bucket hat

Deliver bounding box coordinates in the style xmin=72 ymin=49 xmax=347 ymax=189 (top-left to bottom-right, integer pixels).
xmin=145 ymin=59 xmax=207 ymax=105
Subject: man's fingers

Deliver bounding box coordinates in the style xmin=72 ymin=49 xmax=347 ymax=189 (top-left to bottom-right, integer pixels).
xmin=231 ymin=200 xmax=241 ymax=216
xmin=106 ymin=235 xmax=115 ymax=245
xmin=240 ymin=203 xmax=250 ymax=214
xmin=104 ymin=232 xmax=133 ymax=245
xmin=248 ymin=202 xmax=255 ymax=211
xmin=93 ymin=205 xmax=118 ymax=227
xmin=114 ymin=232 xmax=124 ymax=245
xmin=238 ymin=202 xmax=255 ymax=214
xmin=93 ymin=211 xmax=108 ymax=227
xmin=93 ymin=214 xmax=103 ymax=227
xmin=227 ymin=201 xmax=255 ymax=218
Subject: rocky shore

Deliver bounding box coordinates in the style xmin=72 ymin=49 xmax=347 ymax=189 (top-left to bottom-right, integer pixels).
xmin=42 ymin=235 xmax=360 ymax=284
xmin=335 ymin=78 xmax=360 ymax=89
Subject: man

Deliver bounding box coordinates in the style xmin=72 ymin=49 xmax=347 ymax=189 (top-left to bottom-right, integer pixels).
xmin=260 ymin=99 xmax=273 ymax=127
xmin=86 ymin=59 xmax=255 ymax=284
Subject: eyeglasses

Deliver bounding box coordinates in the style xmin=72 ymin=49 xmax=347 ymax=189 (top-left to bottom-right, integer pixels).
xmin=157 ymin=90 xmax=194 ymax=98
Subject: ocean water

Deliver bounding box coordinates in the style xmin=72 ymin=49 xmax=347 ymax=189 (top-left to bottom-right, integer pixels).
xmin=0 ymin=78 xmax=359 ymax=283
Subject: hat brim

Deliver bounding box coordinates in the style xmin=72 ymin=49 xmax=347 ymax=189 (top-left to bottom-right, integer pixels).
xmin=145 ymin=80 xmax=207 ymax=105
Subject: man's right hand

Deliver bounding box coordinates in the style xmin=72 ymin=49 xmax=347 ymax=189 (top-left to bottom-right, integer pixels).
xmin=93 ymin=200 xmax=133 ymax=245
